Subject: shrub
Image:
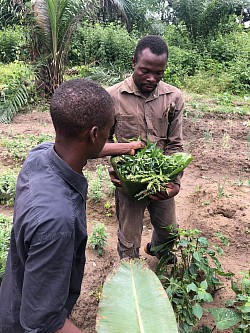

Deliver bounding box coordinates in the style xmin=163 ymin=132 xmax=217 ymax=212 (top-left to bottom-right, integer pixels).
xmin=68 ymin=23 xmax=137 ymax=72
xmin=0 ymin=61 xmax=36 ymax=123
xmin=0 ymin=171 xmax=17 ymax=206
xmin=207 ymin=30 xmax=250 ymax=63
xmin=164 ymin=24 xmax=193 ymax=50
xmin=156 ymin=228 xmax=233 ymax=332
xmin=0 ymin=214 xmax=12 ymax=284
xmin=88 ymin=222 xmax=109 ymax=256
xmin=163 ymin=46 xmax=202 ymax=88
xmin=0 ymin=26 xmax=26 ymax=63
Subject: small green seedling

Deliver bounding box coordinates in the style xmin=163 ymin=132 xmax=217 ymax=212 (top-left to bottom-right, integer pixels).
xmin=104 ymin=201 xmax=112 ymax=217
xmin=88 ymin=222 xmax=109 ymax=256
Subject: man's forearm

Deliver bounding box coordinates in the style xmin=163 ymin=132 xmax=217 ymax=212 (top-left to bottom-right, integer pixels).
xmin=98 ymin=142 xmax=143 ymax=157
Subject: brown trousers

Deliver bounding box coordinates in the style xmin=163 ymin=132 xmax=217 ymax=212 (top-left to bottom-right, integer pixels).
xmin=115 ymin=188 xmax=178 ymax=259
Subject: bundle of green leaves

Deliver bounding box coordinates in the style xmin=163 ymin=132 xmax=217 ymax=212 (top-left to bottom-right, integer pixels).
xmin=111 ymin=141 xmax=193 ymax=200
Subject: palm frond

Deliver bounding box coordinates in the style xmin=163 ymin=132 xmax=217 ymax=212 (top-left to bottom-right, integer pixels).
xmin=0 ymin=84 xmax=29 ymax=123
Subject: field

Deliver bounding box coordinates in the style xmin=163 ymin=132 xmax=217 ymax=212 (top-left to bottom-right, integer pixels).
xmin=0 ymin=93 xmax=249 ymax=332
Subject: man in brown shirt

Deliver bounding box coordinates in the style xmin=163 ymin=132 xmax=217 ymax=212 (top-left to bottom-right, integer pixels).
xmin=107 ymin=35 xmax=184 ymax=260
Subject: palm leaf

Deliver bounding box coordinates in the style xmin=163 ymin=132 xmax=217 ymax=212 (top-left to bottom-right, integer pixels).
xmin=0 ymin=84 xmax=29 ymax=123
xmin=96 ymin=259 xmax=178 ymax=333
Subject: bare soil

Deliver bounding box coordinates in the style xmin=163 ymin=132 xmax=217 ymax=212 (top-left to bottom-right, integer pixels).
xmin=0 ymin=103 xmax=249 ymax=332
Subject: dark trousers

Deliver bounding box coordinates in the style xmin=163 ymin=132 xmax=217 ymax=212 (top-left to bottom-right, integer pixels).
xmin=115 ymin=188 xmax=178 ymax=259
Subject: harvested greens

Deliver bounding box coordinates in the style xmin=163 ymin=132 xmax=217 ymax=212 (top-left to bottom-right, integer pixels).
xmin=111 ymin=141 xmax=193 ymax=200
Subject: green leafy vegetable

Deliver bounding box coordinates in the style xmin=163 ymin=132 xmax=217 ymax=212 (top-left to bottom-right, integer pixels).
xmin=111 ymin=141 xmax=193 ymax=200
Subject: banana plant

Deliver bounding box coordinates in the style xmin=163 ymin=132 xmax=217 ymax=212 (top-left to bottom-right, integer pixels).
xmin=96 ymin=259 xmax=178 ymax=333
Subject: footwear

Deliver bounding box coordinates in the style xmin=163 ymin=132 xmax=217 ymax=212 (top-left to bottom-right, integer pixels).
xmin=144 ymin=242 xmax=177 ymax=264
xmin=144 ymin=242 xmax=160 ymax=259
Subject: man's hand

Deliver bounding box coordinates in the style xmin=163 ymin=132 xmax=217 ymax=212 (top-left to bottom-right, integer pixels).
xmin=148 ymin=182 xmax=180 ymax=201
xmin=127 ymin=141 xmax=144 ymax=155
xmin=108 ymin=167 xmax=122 ymax=187
xmin=99 ymin=141 xmax=144 ymax=158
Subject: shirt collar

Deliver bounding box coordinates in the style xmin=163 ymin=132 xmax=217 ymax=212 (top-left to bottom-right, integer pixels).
xmin=45 ymin=144 xmax=87 ymax=200
xmin=120 ymin=75 xmax=174 ymax=98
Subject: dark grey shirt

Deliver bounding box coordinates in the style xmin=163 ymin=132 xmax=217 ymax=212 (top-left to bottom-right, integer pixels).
xmin=0 ymin=143 xmax=88 ymax=333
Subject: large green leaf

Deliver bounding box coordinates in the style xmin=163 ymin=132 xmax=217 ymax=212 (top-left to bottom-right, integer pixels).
xmin=96 ymin=259 xmax=178 ymax=333
xmin=209 ymin=308 xmax=241 ymax=330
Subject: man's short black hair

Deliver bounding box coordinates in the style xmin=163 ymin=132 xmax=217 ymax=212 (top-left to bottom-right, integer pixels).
xmin=50 ymin=79 xmax=114 ymax=137
xmin=134 ymin=35 xmax=168 ymax=63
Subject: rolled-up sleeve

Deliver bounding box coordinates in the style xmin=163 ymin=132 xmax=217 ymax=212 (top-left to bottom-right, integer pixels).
xmin=20 ymin=230 xmax=74 ymax=333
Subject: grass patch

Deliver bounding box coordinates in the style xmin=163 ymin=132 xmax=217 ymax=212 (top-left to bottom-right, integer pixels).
xmin=184 ymin=92 xmax=250 ymax=117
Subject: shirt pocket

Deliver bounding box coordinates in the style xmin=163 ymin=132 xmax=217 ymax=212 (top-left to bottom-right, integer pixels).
xmin=115 ymin=114 xmax=140 ymax=141
xmin=153 ymin=117 xmax=168 ymax=138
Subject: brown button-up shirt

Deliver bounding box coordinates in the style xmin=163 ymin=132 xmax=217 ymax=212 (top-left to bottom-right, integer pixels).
xmin=107 ymin=75 xmax=184 ymax=185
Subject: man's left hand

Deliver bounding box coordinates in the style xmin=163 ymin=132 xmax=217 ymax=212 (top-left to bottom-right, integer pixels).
xmin=148 ymin=182 xmax=180 ymax=201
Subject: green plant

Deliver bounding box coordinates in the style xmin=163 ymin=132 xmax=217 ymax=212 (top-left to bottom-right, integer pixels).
xmin=156 ymin=228 xmax=233 ymax=332
xmin=1 ymin=133 xmax=54 ymax=163
xmin=217 ymin=177 xmax=227 ymax=198
xmin=107 ymin=182 xmax=116 ymax=197
xmin=224 ymin=271 xmax=250 ymax=332
xmin=0 ymin=0 xmax=26 ymax=28
xmin=88 ymin=178 xmax=103 ymax=202
xmin=221 ymin=132 xmax=231 ymax=148
xmin=87 ymin=164 xmax=113 ymax=202
xmin=90 ymin=284 xmax=103 ymax=301
xmin=29 ymin=0 xmax=130 ymax=95
xmin=111 ymin=141 xmax=193 ymax=200
xmin=96 ymin=259 xmax=178 ymax=333
xmin=0 ymin=26 xmax=26 ymax=63
xmin=88 ymin=222 xmax=109 ymax=256
xmin=0 ymin=214 xmax=12 ymax=283
xmin=203 ymin=127 xmax=213 ymax=142
xmin=69 ymin=22 xmax=136 ymax=72
xmin=0 ymin=61 xmax=37 ymax=123
xmin=0 ymin=171 xmax=17 ymax=206
xmin=87 ymin=65 xmax=126 ymax=87
xmin=104 ymin=201 xmax=112 ymax=217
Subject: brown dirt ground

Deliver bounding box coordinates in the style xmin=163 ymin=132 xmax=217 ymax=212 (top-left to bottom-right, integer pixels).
xmin=0 ymin=103 xmax=249 ymax=332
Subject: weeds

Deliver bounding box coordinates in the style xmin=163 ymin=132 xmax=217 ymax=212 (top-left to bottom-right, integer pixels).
xmin=203 ymin=127 xmax=213 ymax=142
xmin=1 ymin=133 xmax=54 ymax=163
xmin=225 ymin=271 xmax=250 ymax=332
xmin=217 ymin=177 xmax=227 ymax=198
xmin=156 ymin=228 xmax=233 ymax=332
xmin=87 ymin=164 xmax=114 ymax=202
xmin=89 ymin=284 xmax=103 ymax=301
xmin=88 ymin=222 xmax=109 ymax=256
xmin=0 ymin=171 xmax=17 ymax=206
xmin=204 ymin=271 xmax=250 ymax=332
xmin=89 ymin=178 xmax=103 ymax=202
xmin=0 ymin=214 xmax=12 ymax=283
xmin=221 ymin=132 xmax=231 ymax=148
xmin=104 ymin=201 xmax=112 ymax=217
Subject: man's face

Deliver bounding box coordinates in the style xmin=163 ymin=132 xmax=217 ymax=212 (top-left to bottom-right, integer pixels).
xmin=132 ymin=48 xmax=167 ymax=96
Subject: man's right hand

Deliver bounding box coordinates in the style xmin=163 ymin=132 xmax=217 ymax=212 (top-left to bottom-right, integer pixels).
xmin=108 ymin=167 xmax=122 ymax=187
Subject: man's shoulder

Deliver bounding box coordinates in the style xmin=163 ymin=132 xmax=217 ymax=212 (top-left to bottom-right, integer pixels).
xmin=106 ymin=79 xmax=126 ymax=94
xmin=158 ymin=81 xmax=183 ymax=97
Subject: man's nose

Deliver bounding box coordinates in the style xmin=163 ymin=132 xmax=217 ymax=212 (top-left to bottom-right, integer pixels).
xmin=146 ymin=73 xmax=157 ymax=82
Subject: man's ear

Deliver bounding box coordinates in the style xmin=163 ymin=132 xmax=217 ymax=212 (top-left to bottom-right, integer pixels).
xmin=89 ymin=126 xmax=99 ymax=143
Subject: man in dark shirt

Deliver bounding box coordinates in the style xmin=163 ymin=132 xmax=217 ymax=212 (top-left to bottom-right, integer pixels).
xmin=0 ymin=78 xmax=141 ymax=333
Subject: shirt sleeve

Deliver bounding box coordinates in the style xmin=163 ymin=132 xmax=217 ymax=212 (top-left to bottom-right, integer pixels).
xmin=20 ymin=228 xmax=74 ymax=333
